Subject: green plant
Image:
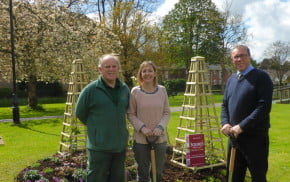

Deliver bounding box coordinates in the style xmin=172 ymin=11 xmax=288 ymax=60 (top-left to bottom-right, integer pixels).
xmin=0 ymin=88 xmax=11 ymax=98
xmin=31 ymin=163 xmax=41 ymax=168
xmin=23 ymin=169 xmax=49 ymax=182
xmin=219 ymin=169 xmax=226 ymax=176
xmin=49 ymin=157 xmax=61 ymax=164
xmin=162 ymin=79 xmax=186 ymax=96
xmin=72 ymin=168 xmax=87 ymax=181
xmin=43 ymin=167 xmax=54 ymax=174
xmin=203 ymin=176 xmax=221 ymax=182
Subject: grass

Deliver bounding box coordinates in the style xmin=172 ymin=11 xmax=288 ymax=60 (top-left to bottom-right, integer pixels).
xmin=167 ymin=104 xmax=290 ymax=182
xmin=0 ymin=96 xmax=289 ymax=181
xmin=0 ymin=97 xmax=66 ymax=107
xmin=266 ymin=104 xmax=290 ymax=182
xmin=0 ymin=119 xmax=62 ymax=182
xmin=0 ymin=103 xmax=65 ymax=120
xmin=169 ymin=93 xmax=223 ymax=107
xmin=0 ymin=93 xmax=221 ymax=120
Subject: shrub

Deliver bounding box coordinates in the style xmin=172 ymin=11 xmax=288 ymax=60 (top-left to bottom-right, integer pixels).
xmin=162 ymin=79 xmax=186 ymax=96
xmin=0 ymin=88 xmax=11 ymax=98
xmin=17 ymin=80 xmax=65 ymax=98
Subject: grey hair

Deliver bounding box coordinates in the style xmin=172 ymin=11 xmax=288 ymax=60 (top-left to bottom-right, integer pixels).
xmin=98 ymin=54 xmax=120 ymax=68
xmin=232 ymin=45 xmax=251 ymax=57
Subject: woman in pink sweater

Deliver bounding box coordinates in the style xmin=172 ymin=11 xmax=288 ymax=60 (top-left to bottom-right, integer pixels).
xmin=128 ymin=61 xmax=171 ymax=182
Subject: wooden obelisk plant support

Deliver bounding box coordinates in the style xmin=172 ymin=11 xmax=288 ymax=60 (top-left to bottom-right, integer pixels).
xmin=171 ymin=56 xmax=226 ymax=171
xmin=59 ymin=59 xmax=88 ymax=155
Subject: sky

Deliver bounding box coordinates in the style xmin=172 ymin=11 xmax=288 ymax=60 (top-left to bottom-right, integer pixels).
xmin=152 ymin=0 xmax=290 ymax=62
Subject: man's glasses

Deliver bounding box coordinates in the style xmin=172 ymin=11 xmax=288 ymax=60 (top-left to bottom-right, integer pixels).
xmin=233 ymin=54 xmax=248 ymax=60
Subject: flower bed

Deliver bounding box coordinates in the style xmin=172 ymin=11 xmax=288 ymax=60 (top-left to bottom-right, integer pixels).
xmin=16 ymin=149 xmax=226 ymax=182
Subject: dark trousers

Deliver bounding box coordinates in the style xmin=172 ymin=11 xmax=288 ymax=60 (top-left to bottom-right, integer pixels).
xmin=87 ymin=149 xmax=126 ymax=182
xmin=133 ymin=142 xmax=167 ymax=182
xmin=227 ymin=133 xmax=269 ymax=182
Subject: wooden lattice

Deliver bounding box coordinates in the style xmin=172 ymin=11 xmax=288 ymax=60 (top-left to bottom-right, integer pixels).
xmin=171 ymin=56 xmax=226 ymax=171
xmin=59 ymin=59 xmax=88 ymax=155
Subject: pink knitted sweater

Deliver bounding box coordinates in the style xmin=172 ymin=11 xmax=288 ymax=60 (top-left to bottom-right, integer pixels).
xmin=127 ymin=85 xmax=171 ymax=144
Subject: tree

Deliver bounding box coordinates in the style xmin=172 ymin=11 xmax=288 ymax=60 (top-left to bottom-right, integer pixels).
xmin=58 ymin=1 xmax=168 ymax=88
xmin=108 ymin=1 xmax=161 ymax=87
xmin=1 ymin=0 xmax=165 ymax=108
xmin=0 ymin=0 xmax=13 ymax=81
xmin=217 ymin=0 xmax=248 ymax=90
xmin=262 ymin=40 xmax=290 ymax=85
xmin=162 ymin=0 xmax=225 ymax=69
xmin=64 ymin=0 xmax=164 ymax=88
xmin=0 ymin=0 xmax=121 ymax=109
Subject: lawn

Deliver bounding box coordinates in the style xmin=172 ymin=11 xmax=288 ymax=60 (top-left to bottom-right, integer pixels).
xmin=0 ymin=94 xmax=222 ymax=120
xmin=0 ymin=101 xmax=289 ymax=181
xmin=0 ymin=119 xmax=62 ymax=182
xmin=168 ymin=93 xmax=223 ymax=107
xmin=167 ymin=104 xmax=290 ymax=182
xmin=0 ymin=103 xmax=65 ymax=120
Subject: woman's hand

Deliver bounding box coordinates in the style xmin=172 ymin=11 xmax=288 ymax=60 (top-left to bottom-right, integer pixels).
xmin=152 ymin=127 xmax=163 ymax=136
xmin=141 ymin=127 xmax=153 ymax=136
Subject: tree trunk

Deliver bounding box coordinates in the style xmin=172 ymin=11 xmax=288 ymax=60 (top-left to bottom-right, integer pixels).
xmin=27 ymin=74 xmax=38 ymax=109
xmin=123 ymin=71 xmax=133 ymax=89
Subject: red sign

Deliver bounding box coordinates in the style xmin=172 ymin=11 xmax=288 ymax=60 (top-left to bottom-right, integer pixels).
xmin=185 ymin=134 xmax=205 ymax=167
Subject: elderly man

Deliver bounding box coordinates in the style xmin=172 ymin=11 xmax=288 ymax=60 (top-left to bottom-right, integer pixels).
xmin=76 ymin=54 xmax=130 ymax=182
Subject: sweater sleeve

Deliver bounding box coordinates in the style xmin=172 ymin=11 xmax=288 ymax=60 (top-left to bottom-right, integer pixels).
xmin=158 ymin=86 xmax=171 ymax=129
xmin=127 ymin=88 xmax=146 ymax=132
xmin=220 ymin=76 xmax=232 ymax=126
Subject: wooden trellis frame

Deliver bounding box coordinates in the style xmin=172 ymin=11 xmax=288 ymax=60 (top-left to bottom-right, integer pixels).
xmin=171 ymin=56 xmax=226 ymax=171
xmin=59 ymin=59 xmax=88 ymax=155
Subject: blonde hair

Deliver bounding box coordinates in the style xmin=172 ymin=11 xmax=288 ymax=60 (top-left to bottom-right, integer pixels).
xmin=137 ymin=61 xmax=158 ymax=86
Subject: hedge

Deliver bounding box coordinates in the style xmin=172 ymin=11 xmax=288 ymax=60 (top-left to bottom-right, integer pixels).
xmin=162 ymin=79 xmax=186 ymax=96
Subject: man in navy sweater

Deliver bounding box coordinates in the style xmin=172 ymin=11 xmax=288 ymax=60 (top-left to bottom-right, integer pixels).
xmin=221 ymin=45 xmax=273 ymax=182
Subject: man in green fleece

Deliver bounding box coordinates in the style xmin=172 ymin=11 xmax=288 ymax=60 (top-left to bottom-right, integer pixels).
xmin=76 ymin=54 xmax=130 ymax=182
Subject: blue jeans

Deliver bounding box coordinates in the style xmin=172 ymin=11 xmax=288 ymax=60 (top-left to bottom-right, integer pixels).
xmin=133 ymin=141 xmax=167 ymax=182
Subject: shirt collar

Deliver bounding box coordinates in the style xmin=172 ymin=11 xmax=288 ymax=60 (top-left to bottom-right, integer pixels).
xmin=100 ymin=77 xmax=120 ymax=89
xmin=237 ymin=65 xmax=254 ymax=76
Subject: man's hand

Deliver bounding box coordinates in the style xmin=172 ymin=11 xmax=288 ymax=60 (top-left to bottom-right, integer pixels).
xmin=230 ymin=125 xmax=243 ymax=138
xmin=221 ymin=124 xmax=232 ymax=137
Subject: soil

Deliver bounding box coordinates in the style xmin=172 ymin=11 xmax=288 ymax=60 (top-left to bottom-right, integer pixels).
xmin=16 ymin=147 xmax=227 ymax=182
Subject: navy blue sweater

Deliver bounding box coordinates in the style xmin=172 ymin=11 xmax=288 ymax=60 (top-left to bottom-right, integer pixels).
xmin=221 ymin=68 xmax=273 ymax=134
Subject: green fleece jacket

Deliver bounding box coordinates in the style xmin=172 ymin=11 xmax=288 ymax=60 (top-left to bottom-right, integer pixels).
xmin=75 ymin=77 xmax=130 ymax=152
